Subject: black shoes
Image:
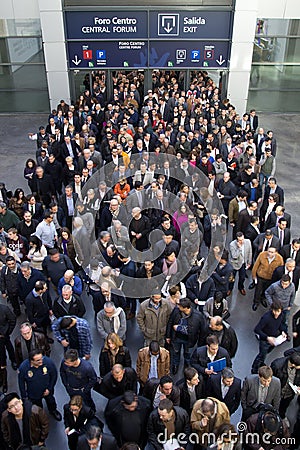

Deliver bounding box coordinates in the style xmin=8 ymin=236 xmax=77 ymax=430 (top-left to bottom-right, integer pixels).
xmin=47 ymin=337 xmax=54 ymax=344
xmin=261 ymin=299 xmax=268 ymax=308
xmin=252 ymin=304 xmax=258 ymax=311
xmin=50 ymin=410 xmax=62 ymax=421
xmin=11 ymin=362 xmax=18 ymax=370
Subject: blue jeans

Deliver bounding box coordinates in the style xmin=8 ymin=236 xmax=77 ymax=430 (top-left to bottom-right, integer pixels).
xmin=171 ymin=338 xmax=193 ymax=367
xmin=251 ymin=339 xmax=274 ymax=373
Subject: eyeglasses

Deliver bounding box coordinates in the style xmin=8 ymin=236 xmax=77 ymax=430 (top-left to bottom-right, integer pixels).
xmin=8 ymin=399 xmax=21 ymax=410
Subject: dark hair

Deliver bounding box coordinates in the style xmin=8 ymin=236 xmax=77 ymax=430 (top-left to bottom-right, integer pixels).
xmin=4 ymin=392 xmax=21 ymax=408
xmin=270 ymin=301 xmax=283 ymax=311
xmin=289 ymin=352 xmax=300 ymax=366
xmin=258 ymin=365 xmax=273 ymax=379
xmin=214 ymin=291 xmax=224 ymax=302
xmin=29 ymin=349 xmax=43 ymax=361
xmin=160 ymin=375 xmax=173 ymax=387
xmin=179 ymin=297 xmax=191 ymax=309
xmin=61 ymin=227 xmax=71 ymax=239
xmin=184 ymin=366 xmax=198 ymax=381
xmin=64 ymin=348 xmax=79 ymax=362
xmin=122 ymin=390 xmax=136 ymax=405
xmin=25 ymin=158 xmax=36 ymax=169
xmin=44 ymin=210 xmax=53 ymax=220
xmin=35 ymin=280 xmax=46 ymax=292
xmin=60 ymin=317 xmax=73 ymax=329
xmin=220 ymin=249 xmax=229 ymax=261
xmin=13 ymin=188 xmax=25 ymax=200
xmin=206 ymin=335 xmax=219 ymax=346
xmin=281 ymin=274 xmax=291 ymax=283
xmin=5 ymin=256 xmax=15 ymax=263
xmin=49 ymin=248 xmax=59 ymax=256
xmin=158 ymin=398 xmax=173 ymax=412
xmin=29 ymin=235 xmax=42 ymax=251
xmin=149 ymin=340 xmax=160 ymax=353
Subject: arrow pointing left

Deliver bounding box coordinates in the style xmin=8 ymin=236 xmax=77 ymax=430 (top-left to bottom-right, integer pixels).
xmin=72 ymin=55 xmax=82 ymax=66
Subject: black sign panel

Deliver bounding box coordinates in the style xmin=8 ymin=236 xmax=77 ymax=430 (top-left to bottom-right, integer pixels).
xmin=68 ymin=40 xmax=229 ymax=69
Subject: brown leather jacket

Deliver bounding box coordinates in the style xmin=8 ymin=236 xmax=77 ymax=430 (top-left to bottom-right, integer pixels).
xmin=136 ymin=346 xmax=170 ymax=385
xmin=2 ymin=401 xmax=49 ymax=448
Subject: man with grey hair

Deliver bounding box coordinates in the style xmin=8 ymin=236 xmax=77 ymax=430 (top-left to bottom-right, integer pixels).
xmin=206 ymin=367 xmax=241 ymax=414
xmin=53 ymin=284 xmax=86 ymax=319
xmin=108 ymin=219 xmax=130 ymax=249
xmin=96 ymin=301 xmax=127 ymax=341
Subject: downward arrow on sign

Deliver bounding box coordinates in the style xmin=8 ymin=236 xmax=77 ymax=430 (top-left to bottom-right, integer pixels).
xmin=72 ymin=55 xmax=82 ymax=66
xmin=216 ymin=55 xmax=225 ymax=65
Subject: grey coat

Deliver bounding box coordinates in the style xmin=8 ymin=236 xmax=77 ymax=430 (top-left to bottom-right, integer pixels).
xmin=229 ymin=238 xmax=252 ymax=270
xmin=241 ymin=374 xmax=281 ymax=411
xmin=96 ymin=307 xmax=127 ymax=341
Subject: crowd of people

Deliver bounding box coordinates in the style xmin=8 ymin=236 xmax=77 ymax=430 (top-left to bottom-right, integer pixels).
xmin=0 ymin=68 xmax=299 ymax=450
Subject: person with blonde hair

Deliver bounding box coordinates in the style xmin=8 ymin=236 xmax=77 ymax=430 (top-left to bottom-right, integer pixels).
xmin=99 ymin=332 xmax=131 ymax=377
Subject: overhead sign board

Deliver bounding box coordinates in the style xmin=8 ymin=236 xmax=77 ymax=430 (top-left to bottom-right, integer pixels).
xmin=68 ymin=41 xmax=230 ymax=69
xmin=65 ymin=11 xmax=148 ymax=40
xmin=150 ymin=10 xmax=232 ymax=39
xmin=65 ymin=10 xmax=232 ymax=69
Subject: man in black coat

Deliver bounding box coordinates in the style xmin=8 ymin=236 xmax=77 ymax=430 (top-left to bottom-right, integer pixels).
xmin=44 ymin=154 xmax=63 ymax=196
xmin=18 ymin=261 xmax=46 ymax=303
xmin=17 ymin=211 xmax=39 ymax=243
xmin=97 ymin=364 xmax=137 ymax=400
xmin=206 ymin=367 xmax=241 ymax=414
xmin=31 ymin=166 xmax=55 ymax=208
xmin=202 ymin=316 xmax=238 ymax=358
xmin=58 ymin=185 xmax=78 ymax=231
xmin=25 ymin=280 xmax=53 ymax=341
xmin=272 ymin=259 xmax=300 ymax=292
xmin=165 ymin=297 xmax=206 ymax=374
xmin=1 ymin=255 xmax=21 ymax=316
xmin=280 ymin=239 xmax=300 ymax=266
xmin=262 ymin=177 xmax=284 ymax=207
xmin=105 ymin=391 xmax=151 ymax=448
xmin=211 ymin=250 xmax=234 ymax=298
xmin=185 ymin=272 xmax=216 ymax=310
xmin=271 ymin=218 xmax=291 ymax=247
xmin=0 ymin=303 xmax=17 ymax=371
xmin=143 ymin=375 xmax=180 ymax=408
xmin=77 ymin=425 xmax=118 ymax=450
xmin=271 ymin=352 xmax=300 ymax=419
xmin=191 ymin=335 xmax=232 ymax=379
xmin=236 ymin=201 xmax=258 ymax=233
xmin=52 ymin=284 xmax=86 ymax=319
xmin=147 ymin=398 xmax=191 ymax=450
xmin=266 ymin=206 xmax=291 ymax=230
xmin=176 ymin=367 xmax=205 ymax=414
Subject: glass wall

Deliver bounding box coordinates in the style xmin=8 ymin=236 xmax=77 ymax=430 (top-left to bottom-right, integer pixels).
xmin=0 ymin=19 xmax=49 ymax=112
xmin=248 ymin=19 xmax=300 ymax=112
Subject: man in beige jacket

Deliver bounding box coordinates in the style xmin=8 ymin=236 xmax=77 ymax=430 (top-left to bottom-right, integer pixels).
xmin=136 ymin=340 xmax=170 ymax=390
